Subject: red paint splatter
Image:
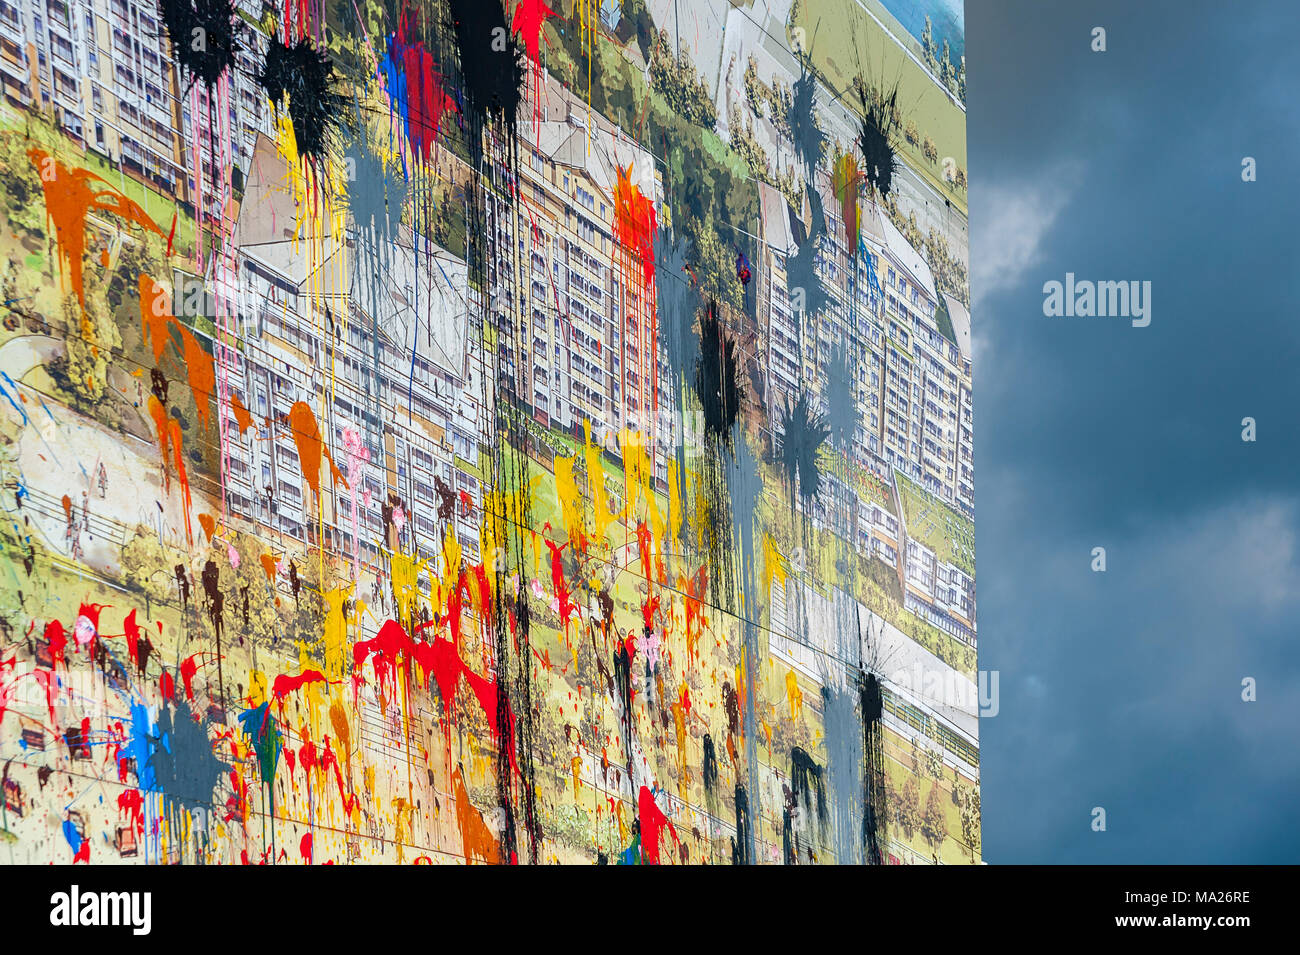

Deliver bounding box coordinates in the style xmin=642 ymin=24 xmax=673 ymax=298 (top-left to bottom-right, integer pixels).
xmin=612 ymin=164 xmax=659 ymax=423
xmin=384 ymin=8 xmax=459 ymax=165
xmin=637 ymin=785 xmax=678 ymax=865
xmin=545 ymin=538 xmax=577 ymax=631
xmin=117 ymin=789 xmax=145 ymax=836
xmin=511 ymin=0 xmax=558 ymax=144
xmin=271 ymin=669 xmax=332 ymax=711
xmin=179 ymin=654 xmax=201 ymax=701
xmin=44 ymin=619 xmax=67 ymax=671
xmin=511 ymin=0 xmax=558 ymax=64
xmin=354 ymin=619 xmax=517 ymax=774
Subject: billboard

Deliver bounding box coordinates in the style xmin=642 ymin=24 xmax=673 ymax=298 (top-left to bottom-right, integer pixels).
xmin=0 ymin=0 xmax=976 ymax=864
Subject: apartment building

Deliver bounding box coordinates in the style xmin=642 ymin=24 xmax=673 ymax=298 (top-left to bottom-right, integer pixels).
xmin=1 ymin=0 xmax=189 ymax=195
xmin=758 ymin=178 xmax=974 ymax=519
xmin=217 ymin=134 xmax=489 ymax=597
xmin=0 ymin=0 xmax=272 ymax=223
xmin=490 ymin=78 xmax=670 ymax=469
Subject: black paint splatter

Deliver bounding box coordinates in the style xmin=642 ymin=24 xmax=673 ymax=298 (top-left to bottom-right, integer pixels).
xmin=150 ymin=368 xmax=168 ymax=403
xmin=159 ymin=0 xmax=238 ymax=92
xmin=788 ymin=63 xmax=826 ymax=175
xmin=701 ymin=734 xmax=718 ymax=794
xmin=861 ymin=671 xmax=886 ymax=865
xmin=731 ymin=784 xmax=751 ymax=865
xmin=173 ymin=563 xmax=190 ymax=609
xmin=791 ymin=746 xmax=828 ymax=825
xmin=695 ymin=303 xmax=741 ymax=447
xmin=445 ymin=0 xmax=524 ymax=133
xmin=201 ymin=559 xmax=223 ymax=642
xmin=434 ymin=475 xmax=456 ymax=523
xmin=259 ymin=37 xmax=347 ymax=169
xmin=779 ymin=390 xmax=829 ymax=509
xmin=855 ymin=80 xmax=901 ymax=199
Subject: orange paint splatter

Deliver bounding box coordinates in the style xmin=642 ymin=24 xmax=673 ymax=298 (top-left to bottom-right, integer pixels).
xmin=287 ymin=401 xmax=346 ymax=501
xmin=175 ymin=322 xmax=216 ymax=432
xmin=451 ymin=766 xmax=500 ymax=865
xmin=146 ymin=394 xmax=192 ymax=542
xmin=29 ymin=150 xmax=161 ymax=315
xmin=231 ymin=392 xmax=253 ymax=435
xmin=198 ymin=513 xmax=216 ymax=542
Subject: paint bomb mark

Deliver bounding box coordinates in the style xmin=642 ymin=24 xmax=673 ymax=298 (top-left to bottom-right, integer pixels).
xmin=29 ymin=151 xmax=161 ymax=314
xmin=286 ymin=402 xmax=347 ymax=502
xmin=778 ymin=390 xmax=829 ymax=510
xmin=861 ymin=671 xmax=887 ymax=865
xmin=159 ymin=0 xmax=238 ymax=92
xmin=731 ymin=784 xmax=751 ymax=865
xmin=381 ymin=7 xmax=458 ymax=165
xmin=446 ymin=0 xmax=524 ymax=132
xmin=854 ymin=79 xmax=902 ymax=200
xmin=701 ymin=734 xmax=718 ymax=794
xmin=695 ymin=304 xmax=740 ymax=447
xmin=259 ymin=36 xmax=347 ymax=171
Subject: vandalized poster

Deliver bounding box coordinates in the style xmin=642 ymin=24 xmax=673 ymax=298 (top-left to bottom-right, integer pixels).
xmin=0 ymin=0 xmax=976 ymax=864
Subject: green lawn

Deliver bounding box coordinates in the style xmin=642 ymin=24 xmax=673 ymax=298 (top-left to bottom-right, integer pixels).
xmin=793 ymin=0 xmax=967 ymax=215
xmin=896 ymin=471 xmax=974 ymax=576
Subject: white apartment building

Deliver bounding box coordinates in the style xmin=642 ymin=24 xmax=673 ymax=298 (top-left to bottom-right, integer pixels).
xmin=491 ymin=78 xmax=671 ymax=478
xmin=0 ymin=0 xmax=273 ymax=224
xmin=217 ymin=134 xmax=489 ymax=590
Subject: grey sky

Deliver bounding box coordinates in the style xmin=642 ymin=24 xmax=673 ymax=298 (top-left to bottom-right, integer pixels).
xmin=966 ymin=0 xmax=1300 ymax=862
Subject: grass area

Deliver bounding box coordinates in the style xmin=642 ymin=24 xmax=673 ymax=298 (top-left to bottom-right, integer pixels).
xmin=0 ymin=103 xmax=195 ymax=258
xmin=896 ymin=471 xmax=974 ymax=577
xmin=793 ymin=0 xmax=967 ymax=215
xmin=883 ymin=737 xmax=978 ymax=864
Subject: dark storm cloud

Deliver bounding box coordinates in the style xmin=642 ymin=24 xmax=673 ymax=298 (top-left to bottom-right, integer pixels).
xmin=966 ymin=0 xmax=1300 ymax=862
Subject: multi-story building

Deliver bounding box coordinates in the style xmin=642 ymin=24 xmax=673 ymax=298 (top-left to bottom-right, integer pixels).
xmin=491 ymin=79 xmax=670 ymax=468
xmin=1 ymin=0 xmax=188 ymax=196
xmin=218 ymin=133 xmax=489 ymax=595
xmin=0 ymin=0 xmax=273 ymax=223
xmin=758 ymin=178 xmax=973 ymax=518
xmin=757 ymin=172 xmax=977 ymax=644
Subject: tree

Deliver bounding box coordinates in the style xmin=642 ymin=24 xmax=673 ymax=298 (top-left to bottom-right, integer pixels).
xmin=214 ymin=529 xmax=290 ymax=650
xmin=921 ymin=780 xmax=948 ymax=854
xmin=0 ymin=131 xmax=48 ymax=241
xmin=897 ymin=775 xmax=921 ymax=838
xmin=121 ymin=525 xmax=181 ymax=617
xmin=53 ymin=270 xmax=119 ymax=408
xmin=648 ymin=30 xmax=716 ymax=130
xmin=924 ymin=744 xmax=944 ymax=779
xmin=959 ymin=786 xmax=981 ymax=860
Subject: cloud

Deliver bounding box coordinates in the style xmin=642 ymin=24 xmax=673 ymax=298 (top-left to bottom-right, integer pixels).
xmin=970 ymin=161 xmax=1082 ymax=307
xmin=981 ymin=493 xmax=1300 ymax=862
